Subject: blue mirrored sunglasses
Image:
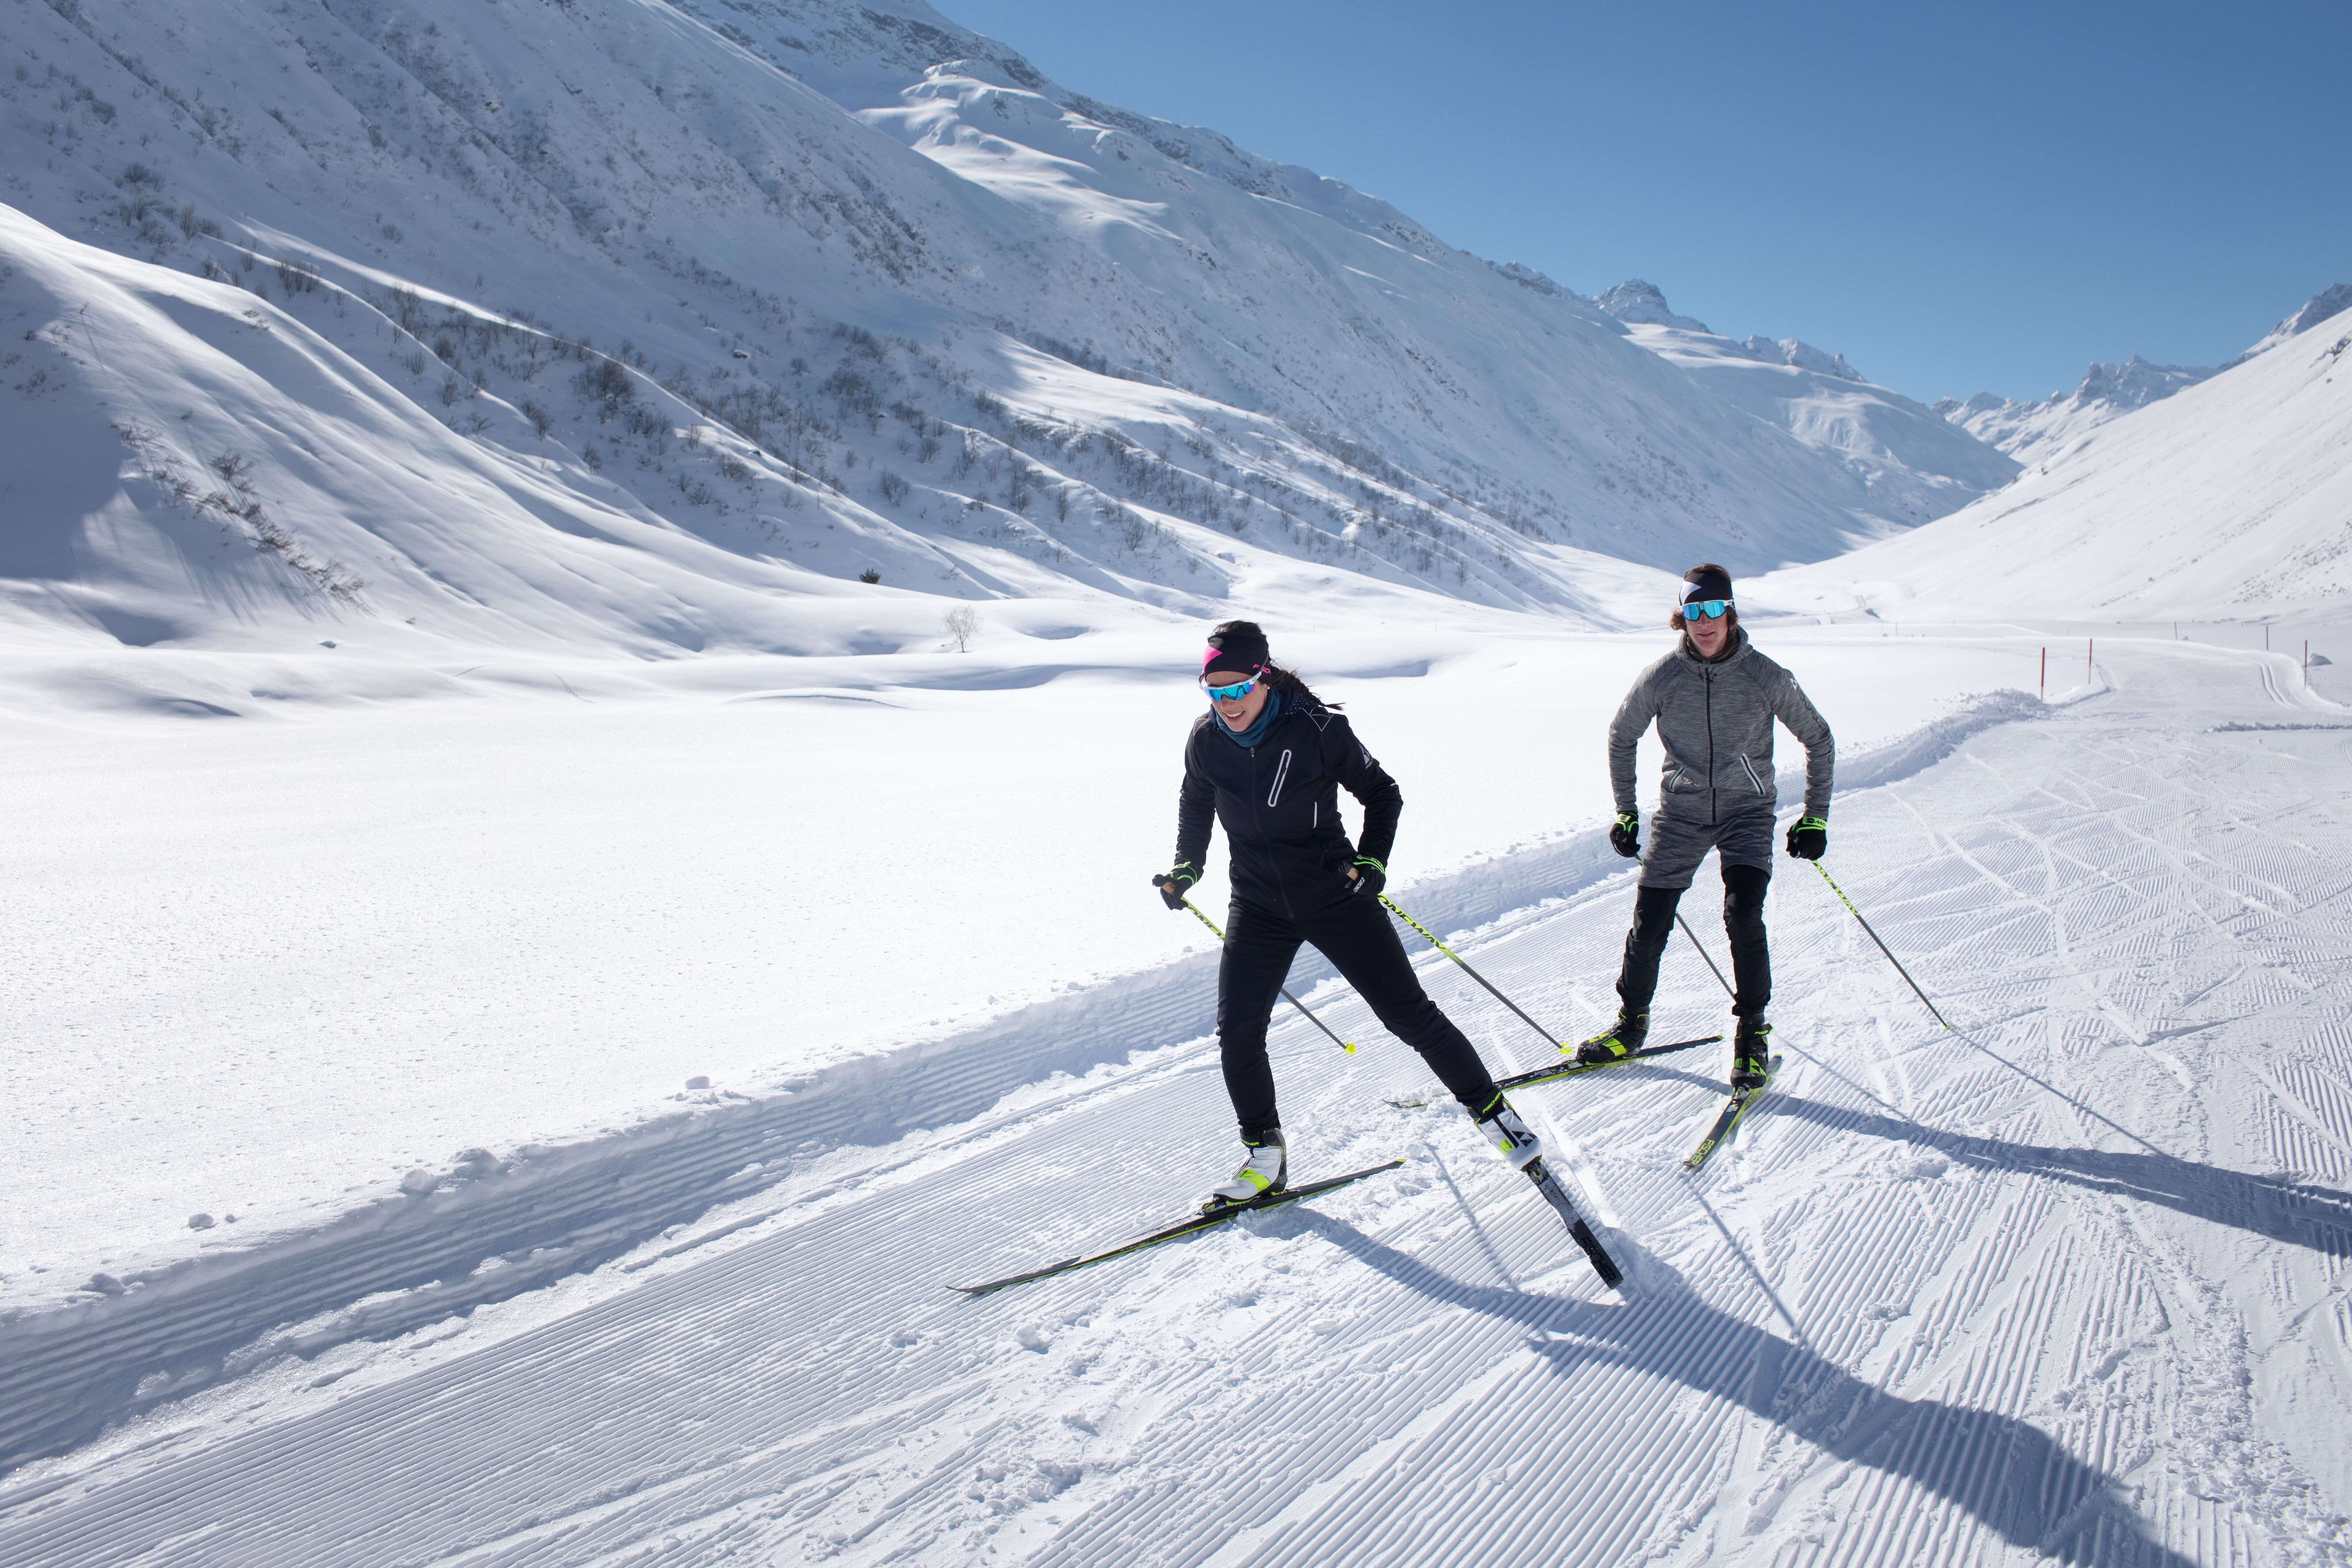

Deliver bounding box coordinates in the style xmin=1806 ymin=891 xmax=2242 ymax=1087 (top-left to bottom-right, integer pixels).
xmin=1679 ymin=598 xmax=1733 ymax=621
xmin=1201 ymin=669 xmax=1264 ymax=701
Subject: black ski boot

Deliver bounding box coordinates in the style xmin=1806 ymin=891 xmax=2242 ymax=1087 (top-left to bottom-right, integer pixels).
xmin=1730 ymin=1019 xmax=1773 ymax=1090
xmin=1574 ymin=1009 xmax=1649 ymax=1064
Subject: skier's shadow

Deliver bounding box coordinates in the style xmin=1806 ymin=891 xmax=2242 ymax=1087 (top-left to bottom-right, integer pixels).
xmin=1774 ymin=1094 xmax=2352 ymax=1257
xmin=1295 ymin=1213 xmax=2197 ymax=1568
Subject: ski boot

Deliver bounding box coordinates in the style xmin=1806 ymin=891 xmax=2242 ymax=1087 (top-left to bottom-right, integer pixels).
xmin=1201 ymin=1129 xmax=1287 ymax=1213
xmin=1471 ymin=1095 xmax=1544 ymax=1170
xmin=1730 ymin=1018 xmax=1773 ymax=1090
xmin=1573 ymin=1008 xmax=1649 ymax=1064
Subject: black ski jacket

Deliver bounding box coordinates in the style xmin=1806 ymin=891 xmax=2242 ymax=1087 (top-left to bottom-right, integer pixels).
xmin=1173 ymin=698 xmax=1401 ymax=918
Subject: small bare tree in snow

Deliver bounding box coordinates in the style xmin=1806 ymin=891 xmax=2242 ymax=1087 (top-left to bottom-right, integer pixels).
xmin=943 ymin=606 xmax=979 ymax=652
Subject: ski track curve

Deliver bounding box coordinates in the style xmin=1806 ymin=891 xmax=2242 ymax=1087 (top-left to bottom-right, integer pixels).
xmin=5 ymin=642 xmax=2351 ymax=1566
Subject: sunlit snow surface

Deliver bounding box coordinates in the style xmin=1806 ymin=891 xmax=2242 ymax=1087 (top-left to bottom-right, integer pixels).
xmin=5 ymin=627 xmax=2352 ymax=1567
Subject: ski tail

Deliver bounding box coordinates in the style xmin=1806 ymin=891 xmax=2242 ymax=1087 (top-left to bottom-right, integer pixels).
xmin=951 ymin=1159 xmax=1404 ymax=1297
xmin=1389 ymin=1035 xmax=1722 ymax=1107
xmin=1496 ymin=1033 xmax=1721 ymax=1093
xmin=1526 ymin=1157 xmax=1622 ymax=1288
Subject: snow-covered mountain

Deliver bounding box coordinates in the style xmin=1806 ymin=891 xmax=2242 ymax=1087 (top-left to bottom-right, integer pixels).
xmin=1933 ymin=356 xmax=2218 ymax=466
xmin=1591 ymin=282 xmax=2019 ymax=526
xmin=1934 ymin=284 xmax=2352 ymax=467
xmin=0 ymin=0 xmax=2027 ymax=666
xmin=2232 ymin=281 xmax=2352 ymax=365
xmin=1755 ymin=301 xmax=2352 ymax=620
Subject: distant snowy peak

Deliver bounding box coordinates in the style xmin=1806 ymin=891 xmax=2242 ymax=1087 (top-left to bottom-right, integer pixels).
xmin=1937 ymin=284 xmax=2352 ymax=465
xmin=1737 ymin=336 xmax=1864 ymax=383
xmin=2233 ymin=282 xmax=2352 ymax=366
xmin=1593 ymin=279 xmax=1710 ymax=333
xmin=1593 ymin=282 xmax=1864 ymax=382
xmin=1934 ymin=355 xmax=2216 ymax=464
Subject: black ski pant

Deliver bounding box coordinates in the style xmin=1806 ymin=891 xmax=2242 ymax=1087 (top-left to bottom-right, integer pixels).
xmin=1616 ymin=862 xmax=1771 ymax=1021
xmin=1217 ymin=892 xmax=1499 ymax=1140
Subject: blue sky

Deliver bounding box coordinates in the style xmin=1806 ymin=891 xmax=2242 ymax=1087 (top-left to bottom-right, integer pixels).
xmin=940 ymin=0 xmax=2351 ymax=404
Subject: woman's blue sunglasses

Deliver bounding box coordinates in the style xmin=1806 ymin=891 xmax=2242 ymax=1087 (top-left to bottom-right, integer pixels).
xmin=1679 ymin=599 xmax=1733 ymax=621
xmin=1201 ymin=669 xmax=1265 ymax=701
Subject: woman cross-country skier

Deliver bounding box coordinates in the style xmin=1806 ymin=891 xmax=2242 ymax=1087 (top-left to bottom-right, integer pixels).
xmin=1153 ymin=620 xmax=1548 ymax=1213
xmin=1576 ymin=564 xmax=1835 ymax=1088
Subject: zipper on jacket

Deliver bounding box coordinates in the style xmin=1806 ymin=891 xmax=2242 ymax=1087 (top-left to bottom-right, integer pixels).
xmin=1704 ymin=665 xmax=1717 ymax=825
xmin=1266 ymin=749 xmax=1293 ymax=807
xmin=1738 ymin=753 xmax=1765 ymax=795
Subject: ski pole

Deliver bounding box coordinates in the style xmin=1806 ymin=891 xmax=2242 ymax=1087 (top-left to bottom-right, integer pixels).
xmin=1378 ymin=894 xmax=1563 ymax=1050
xmin=1675 ymin=912 xmax=1735 ymax=1000
xmin=1811 ymin=861 xmax=1951 ymax=1030
xmin=1182 ymin=898 xmax=1356 ymax=1054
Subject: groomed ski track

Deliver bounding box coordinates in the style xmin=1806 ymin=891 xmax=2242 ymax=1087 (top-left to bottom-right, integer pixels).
xmin=6 ymin=637 xmax=2352 ymax=1566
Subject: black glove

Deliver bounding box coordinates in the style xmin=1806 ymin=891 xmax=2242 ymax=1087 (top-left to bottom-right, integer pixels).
xmin=1154 ymin=863 xmax=1200 ymax=910
xmin=1785 ymin=816 xmax=1827 ymax=861
xmin=1345 ymin=856 xmax=1386 ymax=898
xmin=1609 ymin=811 xmax=1641 ymax=858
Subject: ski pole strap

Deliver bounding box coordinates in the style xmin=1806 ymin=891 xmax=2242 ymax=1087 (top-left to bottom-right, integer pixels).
xmin=1378 ymin=893 xmax=1562 ymax=1050
xmin=1812 ymin=861 xmax=1952 ymax=1031
xmin=1182 ymin=899 xmax=1356 ymax=1054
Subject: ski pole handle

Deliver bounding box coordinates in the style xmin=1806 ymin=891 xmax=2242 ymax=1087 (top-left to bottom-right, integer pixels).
xmin=1378 ymin=894 xmax=1563 ymax=1050
xmin=1182 ymin=899 xmax=1357 ymax=1054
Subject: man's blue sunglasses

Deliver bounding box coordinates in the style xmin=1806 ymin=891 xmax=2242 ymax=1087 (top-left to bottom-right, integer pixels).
xmin=1679 ymin=599 xmax=1733 ymax=621
xmin=1201 ymin=669 xmax=1265 ymax=701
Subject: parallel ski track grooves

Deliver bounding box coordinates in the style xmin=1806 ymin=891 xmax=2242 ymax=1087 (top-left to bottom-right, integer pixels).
xmin=9 ymin=649 xmax=2348 ymax=1565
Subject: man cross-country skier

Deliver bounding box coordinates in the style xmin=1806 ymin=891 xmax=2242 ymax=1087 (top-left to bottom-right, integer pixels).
xmin=1153 ymin=620 xmax=1550 ymax=1212
xmin=1576 ymin=564 xmax=1835 ymax=1089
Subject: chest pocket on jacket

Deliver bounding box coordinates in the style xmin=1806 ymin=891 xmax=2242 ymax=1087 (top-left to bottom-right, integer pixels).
xmin=1266 ymin=749 xmax=1293 ymax=807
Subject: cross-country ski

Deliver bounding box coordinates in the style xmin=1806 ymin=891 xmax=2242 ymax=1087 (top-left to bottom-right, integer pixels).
xmin=951 ymin=1160 xmax=1406 ymax=1298
xmin=1387 ymin=1032 xmax=1721 ymax=1106
xmin=1685 ymin=1054 xmax=1787 ymax=1171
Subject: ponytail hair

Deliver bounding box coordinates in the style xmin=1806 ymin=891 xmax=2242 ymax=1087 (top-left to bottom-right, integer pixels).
xmin=1264 ymin=663 xmax=1339 ymax=711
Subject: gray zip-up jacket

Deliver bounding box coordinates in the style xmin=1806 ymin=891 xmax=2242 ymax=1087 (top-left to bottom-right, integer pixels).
xmin=1609 ymin=630 xmax=1834 ymax=825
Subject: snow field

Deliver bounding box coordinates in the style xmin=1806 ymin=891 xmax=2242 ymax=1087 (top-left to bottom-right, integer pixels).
xmin=0 ymin=622 xmax=2051 ymax=1312
xmin=4 ymin=635 xmax=2348 ymax=1565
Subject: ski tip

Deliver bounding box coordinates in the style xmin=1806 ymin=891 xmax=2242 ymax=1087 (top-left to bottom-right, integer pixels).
xmin=1343 ymin=1042 xmax=1358 ymax=1054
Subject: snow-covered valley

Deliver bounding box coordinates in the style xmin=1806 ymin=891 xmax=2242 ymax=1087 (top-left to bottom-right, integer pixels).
xmin=6 ymin=630 xmax=2351 ymax=1567
xmin=3 ymin=0 xmax=2352 ymax=1559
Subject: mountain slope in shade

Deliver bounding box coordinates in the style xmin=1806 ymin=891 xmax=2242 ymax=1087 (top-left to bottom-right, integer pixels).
xmin=0 ymin=0 xmax=2015 ymax=671
xmin=1593 ymin=283 xmax=2018 ymax=528
xmin=1755 ymin=306 xmax=2352 ymax=620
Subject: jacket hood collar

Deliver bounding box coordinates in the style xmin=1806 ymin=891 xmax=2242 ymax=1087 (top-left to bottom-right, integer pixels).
xmin=1675 ymin=626 xmax=1751 ymax=668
